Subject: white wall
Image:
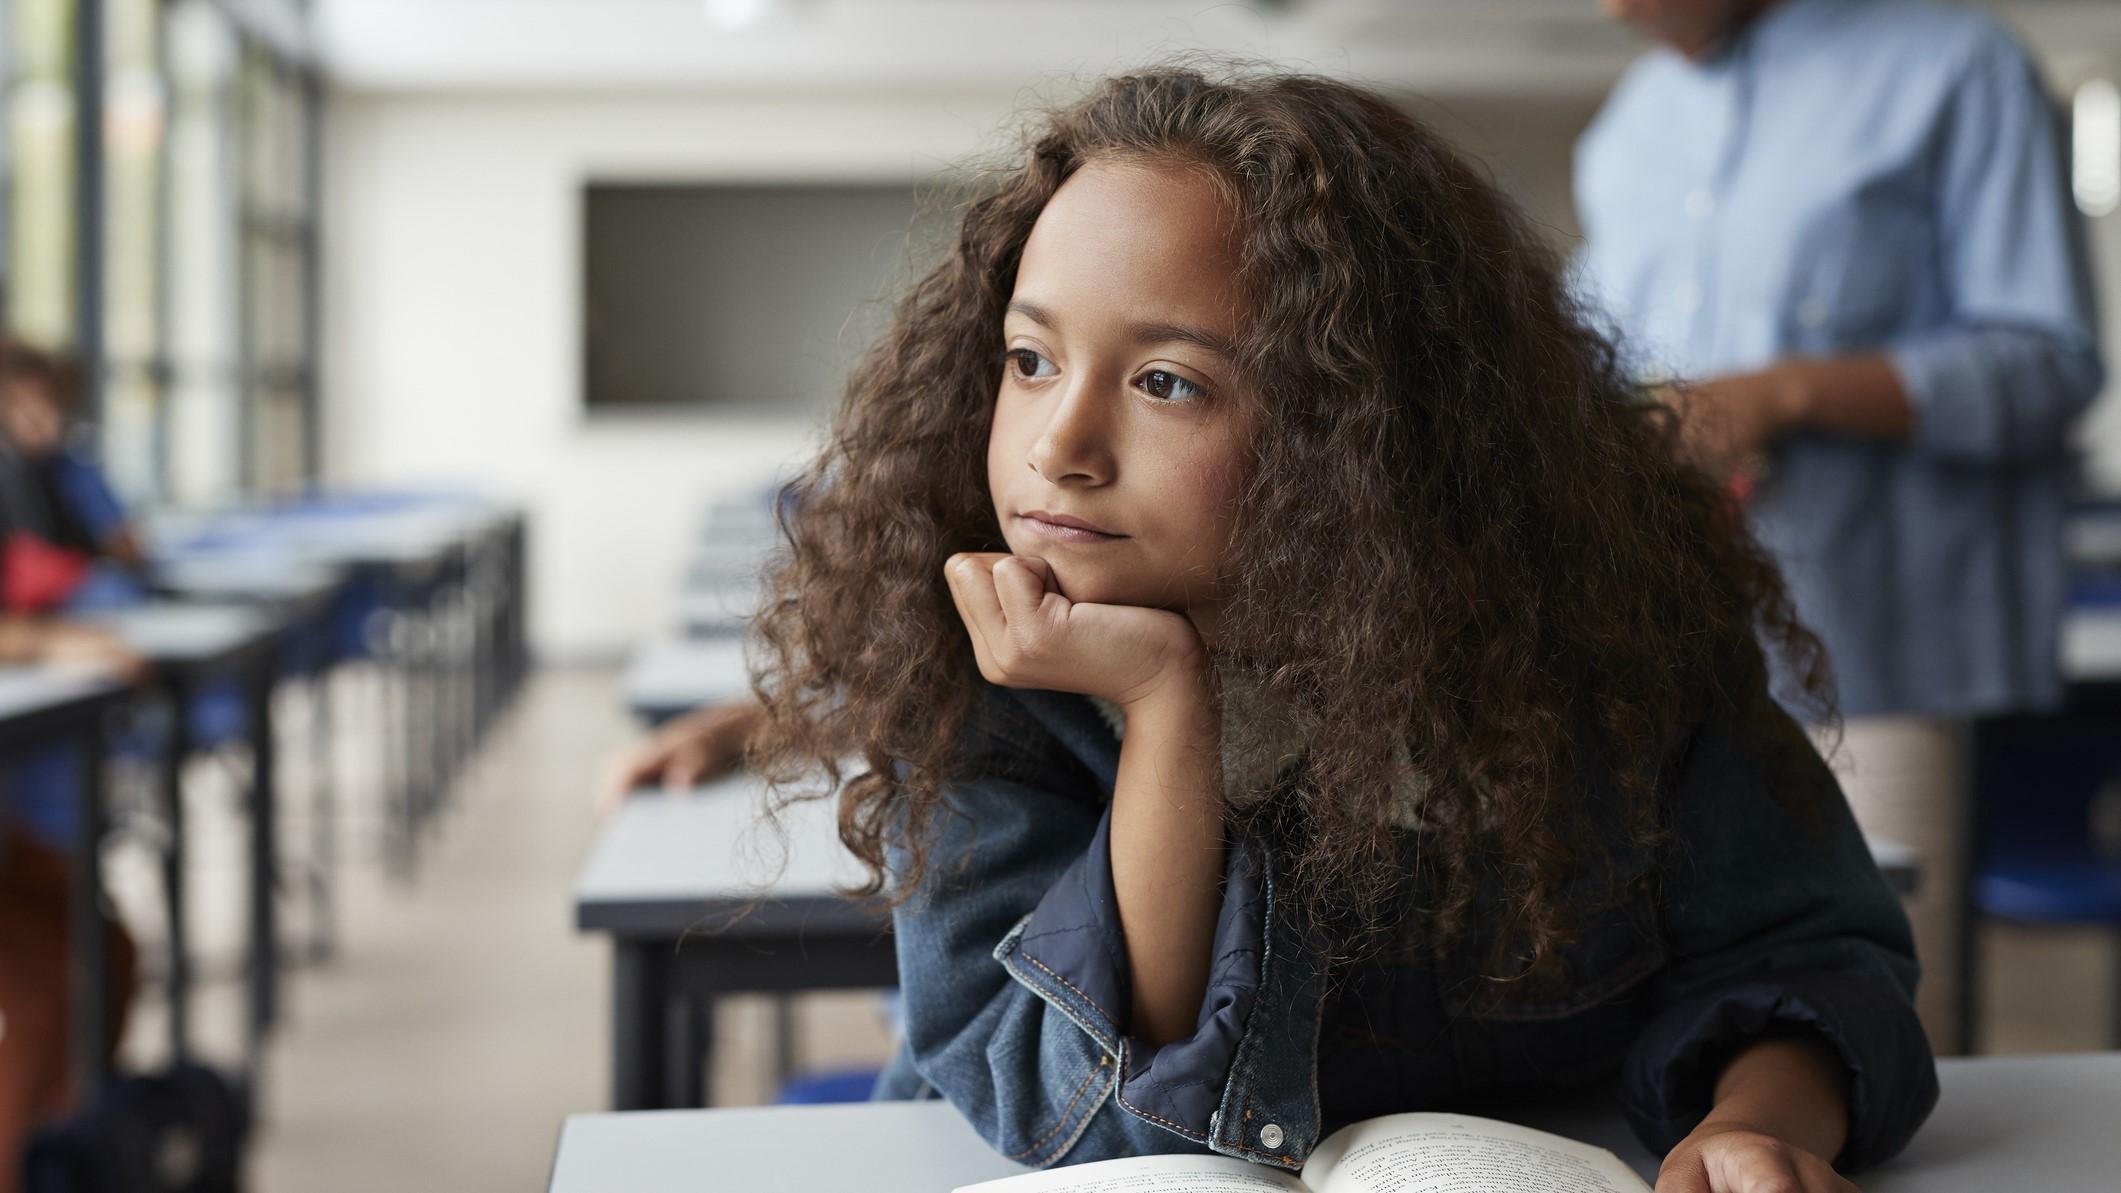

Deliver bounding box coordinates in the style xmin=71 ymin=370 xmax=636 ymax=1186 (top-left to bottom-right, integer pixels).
xmin=320 ymin=90 xmax=1021 ymax=658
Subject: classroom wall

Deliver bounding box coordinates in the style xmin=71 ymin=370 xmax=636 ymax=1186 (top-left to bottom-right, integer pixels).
xmin=319 ymin=90 xmax=1021 ymax=658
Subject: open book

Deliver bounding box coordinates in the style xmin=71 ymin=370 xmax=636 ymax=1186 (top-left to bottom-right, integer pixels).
xmin=954 ymin=1113 xmax=1651 ymax=1193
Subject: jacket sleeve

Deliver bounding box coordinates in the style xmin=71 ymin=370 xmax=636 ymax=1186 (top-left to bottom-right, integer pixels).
xmin=1621 ymin=708 xmax=1940 ymax=1172
xmin=888 ymin=684 xmax=1306 ymax=1169
xmin=1886 ymin=43 xmax=2105 ymax=464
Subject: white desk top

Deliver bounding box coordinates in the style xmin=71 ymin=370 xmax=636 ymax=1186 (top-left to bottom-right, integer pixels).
xmin=621 ymin=636 xmax=752 ymax=717
xmin=0 ymin=665 xmax=131 ymax=724
xmin=576 ymin=779 xmax=1918 ymax=924
xmin=2062 ymin=603 xmax=2121 ymax=681
xmin=77 ymin=602 xmax=279 ymax=666
xmin=549 ymin=1052 xmax=2121 ymax=1193
xmin=574 ymin=781 xmax=868 ymax=909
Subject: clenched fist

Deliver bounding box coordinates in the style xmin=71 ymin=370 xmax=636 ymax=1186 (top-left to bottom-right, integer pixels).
xmin=942 ymin=552 xmax=1205 ymax=710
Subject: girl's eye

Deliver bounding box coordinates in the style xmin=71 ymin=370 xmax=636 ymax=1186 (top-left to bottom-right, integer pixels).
xmin=1004 ymin=348 xmax=1057 ymax=381
xmin=1136 ymin=369 xmax=1207 ymax=403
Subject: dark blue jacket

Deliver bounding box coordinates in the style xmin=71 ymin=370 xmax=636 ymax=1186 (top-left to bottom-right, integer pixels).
xmin=874 ymin=679 xmax=1938 ymax=1173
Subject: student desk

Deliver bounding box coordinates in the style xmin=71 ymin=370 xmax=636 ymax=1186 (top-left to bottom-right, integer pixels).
xmin=548 ymin=1051 xmax=2121 ymax=1193
xmin=1867 ymin=834 xmax=1919 ymax=894
xmin=621 ymin=636 xmax=751 ymax=726
xmin=574 ymin=783 xmax=893 ymax=1110
xmin=575 ymin=783 xmax=1919 ymax=1113
xmin=77 ymin=602 xmax=287 ymax=1074
xmin=152 ymin=555 xmax=351 ymax=958
xmin=152 ymin=503 xmax=481 ymax=873
xmin=0 ymin=666 xmax=134 ymax=1100
xmin=679 ymin=575 xmax=761 ymax=639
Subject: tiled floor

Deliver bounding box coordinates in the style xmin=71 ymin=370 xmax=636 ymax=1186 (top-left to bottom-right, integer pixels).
xmin=96 ymin=667 xmax=2119 ymax=1191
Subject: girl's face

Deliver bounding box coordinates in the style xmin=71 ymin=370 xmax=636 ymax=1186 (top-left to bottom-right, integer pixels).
xmin=986 ymin=158 xmax=1253 ymax=640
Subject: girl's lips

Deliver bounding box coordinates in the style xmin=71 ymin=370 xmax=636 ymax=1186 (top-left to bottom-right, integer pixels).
xmin=1018 ymin=513 xmax=1124 ymax=543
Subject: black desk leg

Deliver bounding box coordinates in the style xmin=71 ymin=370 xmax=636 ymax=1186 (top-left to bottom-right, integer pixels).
xmin=612 ymin=940 xmax=670 ymax=1110
xmin=309 ymin=665 xmax=336 ymax=961
xmin=67 ymin=732 xmax=111 ymax=1101
xmin=245 ymin=655 xmax=281 ymax=1066
xmin=161 ymin=685 xmax=194 ymax=1062
xmin=667 ymin=997 xmax=713 ymax=1108
xmin=383 ymin=615 xmax=415 ymax=879
xmin=772 ymin=995 xmax=795 ymax=1093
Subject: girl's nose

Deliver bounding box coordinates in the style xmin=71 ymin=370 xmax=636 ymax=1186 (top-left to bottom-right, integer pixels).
xmin=1026 ymin=380 xmax=1115 ymax=486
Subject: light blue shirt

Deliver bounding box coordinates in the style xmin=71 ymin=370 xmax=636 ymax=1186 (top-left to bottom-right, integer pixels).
xmin=1574 ymin=0 xmax=2105 ymax=718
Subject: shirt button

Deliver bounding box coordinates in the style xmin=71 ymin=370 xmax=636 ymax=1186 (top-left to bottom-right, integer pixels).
xmin=1796 ymin=296 xmax=1831 ymax=329
xmin=1259 ymin=1123 xmax=1285 ymax=1150
xmin=1684 ymin=189 xmax=1715 ymax=220
xmin=1675 ymin=281 xmax=1704 ymax=315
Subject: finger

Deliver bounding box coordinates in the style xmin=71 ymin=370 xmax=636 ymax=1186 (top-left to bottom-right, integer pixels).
xmin=991 ymin=557 xmax=1047 ymax=624
xmin=1010 ymin=554 xmax=1055 ymax=592
xmin=665 ymin=742 xmax=710 ymax=790
xmin=593 ymin=764 xmax=632 ymax=818
xmin=1712 ymin=1144 xmax=1806 ymax=1193
xmin=950 ymin=554 xmax=1007 ymax=641
xmin=943 ymin=555 xmax=1005 ymax=672
xmin=1654 ymin=1155 xmax=1713 ymax=1193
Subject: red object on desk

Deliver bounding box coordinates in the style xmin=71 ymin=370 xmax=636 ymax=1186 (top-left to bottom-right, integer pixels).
xmin=1 ymin=532 xmax=90 ymax=613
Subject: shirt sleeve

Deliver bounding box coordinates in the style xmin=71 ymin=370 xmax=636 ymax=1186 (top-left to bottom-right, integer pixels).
xmin=890 ymin=684 xmax=1310 ymax=1169
xmin=1887 ymin=43 xmax=2106 ymax=463
xmin=50 ymin=451 xmax=131 ymax=547
xmin=1621 ymin=706 xmax=1939 ymax=1172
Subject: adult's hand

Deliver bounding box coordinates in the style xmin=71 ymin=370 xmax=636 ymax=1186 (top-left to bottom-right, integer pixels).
xmin=1656 ymin=368 xmax=1805 ymax=481
xmin=1659 ymin=354 xmax=1914 ymax=480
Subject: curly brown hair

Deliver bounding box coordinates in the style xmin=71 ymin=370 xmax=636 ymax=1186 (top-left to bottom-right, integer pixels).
xmin=748 ymin=62 xmax=1835 ymax=979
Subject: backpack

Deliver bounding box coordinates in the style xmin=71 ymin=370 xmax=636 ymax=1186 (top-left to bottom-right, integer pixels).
xmin=21 ymin=1064 xmax=248 ymax=1193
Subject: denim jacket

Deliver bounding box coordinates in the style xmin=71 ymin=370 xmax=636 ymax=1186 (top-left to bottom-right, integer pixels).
xmin=874 ymin=679 xmax=1938 ymax=1172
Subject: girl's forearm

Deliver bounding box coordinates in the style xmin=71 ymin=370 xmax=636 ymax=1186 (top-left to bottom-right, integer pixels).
xmin=1109 ymin=674 xmax=1226 ymax=1047
xmin=1701 ymin=1035 xmax=1852 ymax=1163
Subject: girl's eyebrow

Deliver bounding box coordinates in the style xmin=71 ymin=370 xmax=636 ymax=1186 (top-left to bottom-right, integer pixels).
xmin=1006 ymin=299 xmax=1235 ymax=360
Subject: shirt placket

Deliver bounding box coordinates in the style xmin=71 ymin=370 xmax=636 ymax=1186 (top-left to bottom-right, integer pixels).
xmin=1683 ymin=53 xmax=1753 ymax=371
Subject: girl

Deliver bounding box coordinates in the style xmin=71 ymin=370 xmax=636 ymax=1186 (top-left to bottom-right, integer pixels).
xmin=750 ymin=65 xmax=1936 ymax=1193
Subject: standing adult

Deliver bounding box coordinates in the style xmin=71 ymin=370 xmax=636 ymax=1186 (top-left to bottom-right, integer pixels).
xmin=1576 ymin=0 xmax=2105 ymax=1053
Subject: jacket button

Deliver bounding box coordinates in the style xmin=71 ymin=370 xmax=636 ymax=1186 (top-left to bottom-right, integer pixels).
xmin=1259 ymin=1123 xmax=1285 ymax=1150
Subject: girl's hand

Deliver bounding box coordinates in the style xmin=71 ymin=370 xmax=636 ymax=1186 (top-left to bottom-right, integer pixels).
xmin=943 ymin=552 xmax=1204 ymax=709
xmin=1655 ymin=1122 xmax=1858 ymax=1193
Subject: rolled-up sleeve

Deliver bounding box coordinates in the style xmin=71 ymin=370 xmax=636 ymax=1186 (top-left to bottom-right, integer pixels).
xmin=1889 ymin=44 xmax=2105 ymax=463
xmin=1621 ymin=709 xmax=1939 ymax=1171
xmin=891 ymin=686 xmax=1302 ymax=1169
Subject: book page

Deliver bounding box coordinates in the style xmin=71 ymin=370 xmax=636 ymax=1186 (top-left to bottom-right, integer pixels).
xmin=1301 ymin=1114 xmax=1651 ymax=1193
xmin=954 ymin=1153 xmax=1309 ymax=1193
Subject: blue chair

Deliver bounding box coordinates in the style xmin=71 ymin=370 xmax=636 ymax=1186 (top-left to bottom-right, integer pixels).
xmin=773 ymin=1066 xmax=885 ymax=1105
xmin=1960 ymin=657 xmax=2121 ymax=1051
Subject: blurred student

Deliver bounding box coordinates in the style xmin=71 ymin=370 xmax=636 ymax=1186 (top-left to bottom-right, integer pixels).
xmin=0 ymin=342 xmax=146 ymax=581
xmin=0 ymin=339 xmax=151 ymax=1189
xmin=1577 ymin=0 xmax=2104 ymax=1051
xmin=0 ymin=618 xmax=144 ymax=1193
